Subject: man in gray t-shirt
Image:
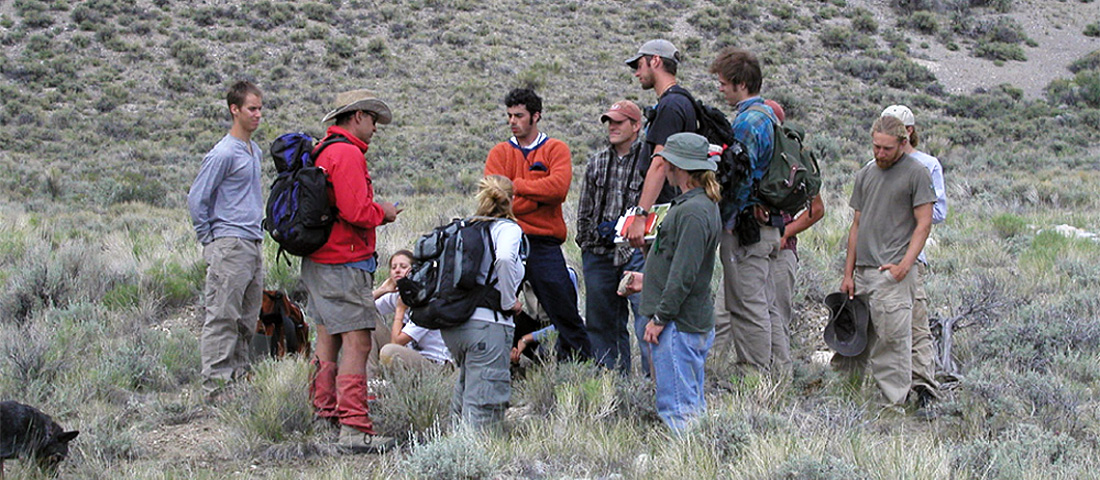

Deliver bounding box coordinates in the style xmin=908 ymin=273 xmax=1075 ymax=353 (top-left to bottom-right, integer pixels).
xmin=836 ymin=115 xmax=935 ymax=407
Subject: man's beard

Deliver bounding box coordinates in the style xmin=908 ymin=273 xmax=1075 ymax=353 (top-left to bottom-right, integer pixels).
xmin=875 ymin=152 xmax=902 ymax=169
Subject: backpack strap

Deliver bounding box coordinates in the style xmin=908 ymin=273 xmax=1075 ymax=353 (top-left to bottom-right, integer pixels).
xmin=658 ymin=87 xmax=703 ymax=133
xmin=310 ymin=133 xmax=353 ymax=167
xmin=744 ymin=104 xmax=780 ymax=126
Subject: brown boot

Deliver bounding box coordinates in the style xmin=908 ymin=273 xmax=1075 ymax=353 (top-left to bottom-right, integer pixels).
xmin=337 ymin=425 xmax=395 ymax=454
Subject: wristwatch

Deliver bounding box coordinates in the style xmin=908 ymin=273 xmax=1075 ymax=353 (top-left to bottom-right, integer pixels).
xmin=651 ymin=314 xmax=667 ymax=326
xmin=628 ymin=206 xmax=649 ymax=218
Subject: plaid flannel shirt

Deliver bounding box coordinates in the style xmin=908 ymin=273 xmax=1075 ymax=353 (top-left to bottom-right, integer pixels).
xmin=575 ymin=138 xmax=644 ymax=265
xmin=724 ymin=96 xmax=776 ymax=230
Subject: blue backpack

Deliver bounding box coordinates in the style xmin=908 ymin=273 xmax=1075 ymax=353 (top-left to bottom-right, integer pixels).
xmin=263 ymin=132 xmax=349 ymax=259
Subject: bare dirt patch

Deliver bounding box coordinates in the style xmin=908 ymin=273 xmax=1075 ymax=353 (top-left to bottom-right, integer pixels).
xmin=855 ymin=0 xmax=1100 ymax=98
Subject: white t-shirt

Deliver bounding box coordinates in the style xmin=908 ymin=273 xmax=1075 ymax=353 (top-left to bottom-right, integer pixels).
xmin=375 ymin=292 xmax=453 ymax=364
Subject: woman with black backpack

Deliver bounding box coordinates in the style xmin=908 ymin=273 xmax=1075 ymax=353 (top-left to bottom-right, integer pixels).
xmin=438 ymin=174 xmax=526 ymax=430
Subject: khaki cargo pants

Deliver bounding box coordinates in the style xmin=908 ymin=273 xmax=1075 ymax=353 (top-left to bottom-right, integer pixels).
xmin=833 ymin=266 xmax=915 ymax=406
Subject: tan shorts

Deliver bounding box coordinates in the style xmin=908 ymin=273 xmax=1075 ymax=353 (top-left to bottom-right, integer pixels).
xmin=300 ymin=259 xmax=380 ymax=335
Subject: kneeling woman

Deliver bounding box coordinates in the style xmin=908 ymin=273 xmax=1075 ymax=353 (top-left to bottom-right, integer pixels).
xmin=440 ymin=174 xmax=525 ymax=429
xmin=640 ymin=132 xmax=722 ymax=433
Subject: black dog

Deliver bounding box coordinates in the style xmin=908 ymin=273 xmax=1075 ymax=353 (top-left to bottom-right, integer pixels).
xmin=0 ymin=401 xmax=79 ymax=478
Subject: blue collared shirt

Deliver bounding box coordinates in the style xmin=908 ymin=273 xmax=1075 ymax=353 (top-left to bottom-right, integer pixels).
xmin=724 ymin=96 xmax=775 ymax=230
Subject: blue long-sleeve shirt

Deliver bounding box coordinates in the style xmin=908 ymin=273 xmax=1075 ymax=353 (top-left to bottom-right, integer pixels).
xmin=723 ymin=97 xmax=775 ymax=230
xmin=187 ymin=134 xmax=264 ymax=244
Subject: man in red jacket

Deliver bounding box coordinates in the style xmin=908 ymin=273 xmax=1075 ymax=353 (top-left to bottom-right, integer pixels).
xmin=484 ymin=88 xmax=592 ymax=360
xmin=303 ymin=89 xmax=400 ymax=453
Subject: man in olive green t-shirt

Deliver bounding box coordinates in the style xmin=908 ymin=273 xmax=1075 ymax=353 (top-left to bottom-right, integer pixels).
xmin=837 ymin=115 xmax=936 ymax=407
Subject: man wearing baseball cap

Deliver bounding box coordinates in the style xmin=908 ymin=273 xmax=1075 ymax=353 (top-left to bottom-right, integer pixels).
xmin=638 ymin=132 xmax=722 ymax=432
xmin=623 ymin=39 xmax=699 ymax=249
xmin=303 ymin=89 xmax=400 ymax=453
xmin=576 ymin=100 xmax=651 ymax=375
xmin=880 ymin=104 xmax=947 ymax=410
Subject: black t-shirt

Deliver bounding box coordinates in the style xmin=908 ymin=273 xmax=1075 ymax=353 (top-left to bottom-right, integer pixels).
xmin=639 ymin=84 xmax=697 ymax=204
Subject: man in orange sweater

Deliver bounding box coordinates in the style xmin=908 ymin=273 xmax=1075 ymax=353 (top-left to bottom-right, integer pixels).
xmin=484 ymin=88 xmax=592 ymax=360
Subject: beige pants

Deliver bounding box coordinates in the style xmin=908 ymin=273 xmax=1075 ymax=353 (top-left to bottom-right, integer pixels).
xmin=769 ymin=248 xmax=798 ymax=376
xmin=201 ymin=237 xmax=263 ymax=391
xmin=379 ymin=343 xmax=433 ymax=369
xmin=714 ymin=226 xmax=781 ymax=374
xmin=833 ymin=266 xmax=915 ymax=406
xmin=911 ymin=263 xmax=939 ymax=397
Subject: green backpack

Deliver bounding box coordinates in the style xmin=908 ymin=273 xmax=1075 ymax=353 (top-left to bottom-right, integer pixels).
xmin=747 ymin=105 xmax=822 ymax=215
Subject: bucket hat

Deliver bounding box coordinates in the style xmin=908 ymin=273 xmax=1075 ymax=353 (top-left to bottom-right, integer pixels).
xmin=654 ymin=132 xmax=717 ymax=172
xmin=823 ymin=292 xmax=870 ymax=357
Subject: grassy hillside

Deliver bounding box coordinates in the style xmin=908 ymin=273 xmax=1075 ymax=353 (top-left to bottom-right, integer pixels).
xmin=1 ymin=0 xmax=1100 ymax=478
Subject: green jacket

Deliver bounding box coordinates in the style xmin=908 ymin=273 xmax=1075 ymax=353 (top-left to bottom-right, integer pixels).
xmin=639 ymin=187 xmax=721 ymax=333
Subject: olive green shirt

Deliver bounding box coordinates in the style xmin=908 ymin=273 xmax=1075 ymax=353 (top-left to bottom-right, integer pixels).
xmin=639 ymin=188 xmax=722 ymax=333
xmin=849 ymin=154 xmax=936 ymax=267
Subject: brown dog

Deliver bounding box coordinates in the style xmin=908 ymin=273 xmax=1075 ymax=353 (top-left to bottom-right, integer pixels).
xmin=0 ymin=401 xmax=79 ymax=478
xmin=255 ymin=290 xmax=311 ymax=359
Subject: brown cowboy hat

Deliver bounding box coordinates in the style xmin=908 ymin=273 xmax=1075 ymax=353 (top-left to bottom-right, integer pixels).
xmin=320 ymin=89 xmax=392 ymax=125
xmin=823 ymin=292 xmax=870 ymax=357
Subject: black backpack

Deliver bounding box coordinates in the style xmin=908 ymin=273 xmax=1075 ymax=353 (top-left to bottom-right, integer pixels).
xmin=745 ymin=105 xmax=822 ymax=216
xmin=397 ymin=217 xmax=512 ymax=330
xmin=662 ymin=89 xmax=749 ymax=223
xmin=263 ymin=133 xmax=350 ymax=259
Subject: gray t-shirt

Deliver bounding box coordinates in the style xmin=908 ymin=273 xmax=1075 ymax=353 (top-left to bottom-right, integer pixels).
xmin=849 ymin=155 xmax=936 ymax=267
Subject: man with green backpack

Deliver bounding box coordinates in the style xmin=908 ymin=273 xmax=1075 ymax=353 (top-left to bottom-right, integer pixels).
xmin=709 ymin=48 xmax=821 ymax=376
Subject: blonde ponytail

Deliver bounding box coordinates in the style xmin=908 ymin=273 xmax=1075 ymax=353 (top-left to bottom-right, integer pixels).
xmin=475 ymin=174 xmax=516 ymax=220
xmin=690 ymin=170 xmax=722 ymax=203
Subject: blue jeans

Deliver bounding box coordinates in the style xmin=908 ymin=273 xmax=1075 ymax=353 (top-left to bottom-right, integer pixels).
xmin=652 ymin=321 xmax=714 ymax=432
xmin=582 ymin=249 xmax=651 ymax=375
xmin=526 ymin=236 xmax=592 ymax=360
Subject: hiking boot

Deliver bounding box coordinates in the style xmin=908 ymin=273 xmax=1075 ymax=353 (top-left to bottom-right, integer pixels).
xmin=915 ymin=388 xmax=936 ymax=409
xmin=338 ymin=425 xmax=395 ymax=454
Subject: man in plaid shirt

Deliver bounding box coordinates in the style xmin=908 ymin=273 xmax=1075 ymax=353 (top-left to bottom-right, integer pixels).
xmin=709 ymin=47 xmax=784 ymax=376
xmin=575 ymin=100 xmax=652 ymax=375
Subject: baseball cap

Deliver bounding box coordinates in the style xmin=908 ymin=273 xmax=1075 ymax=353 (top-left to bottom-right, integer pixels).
xmin=881 ymin=105 xmax=915 ymax=126
xmin=600 ymin=100 xmax=642 ymax=123
xmin=626 ymin=39 xmax=681 ymax=68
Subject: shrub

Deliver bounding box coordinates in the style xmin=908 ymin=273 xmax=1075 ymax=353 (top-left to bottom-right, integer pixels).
xmin=991 ymin=213 xmax=1028 ymax=238
xmin=882 ymin=58 xmax=937 ymax=88
xmin=768 ymin=455 xmax=871 ymax=480
xmin=1068 ymin=50 xmax=1100 ymax=73
xmin=222 ymin=358 xmax=318 ymax=445
xmin=301 ymin=2 xmax=336 ymax=24
xmin=0 ymin=322 xmax=62 ymax=400
xmin=905 ymin=11 xmax=939 ymax=33
xmin=404 ymin=428 xmax=499 ymax=480
xmin=98 ymin=331 xmax=177 ymax=392
xmin=974 ymin=41 xmax=1026 ymax=61
xmin=835 ymin=57 xmax=888 ymax=81
xmin=373 ymin=362 xmax=454 ymax=443
xmin=891 ymin=0 xmax=943 ymax=14
xmin=325 ymin=35 xmax=357 ymax=59
xmin=954 ymin=423 xmax=1080 ymax=478
xmin=168 ymin=40 xmax=208 ymax=68
xmin=1085 ymin=23 xmax=1100 ymax=37
xmin=690 ymin=409 xmax=752 ymax=460
xmin=849 ymin=7 xmax=878 ymax=33
xmin=819 ymin=26 xmax=874 ymax=50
